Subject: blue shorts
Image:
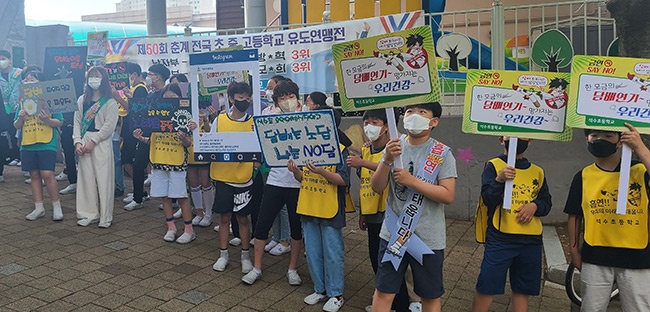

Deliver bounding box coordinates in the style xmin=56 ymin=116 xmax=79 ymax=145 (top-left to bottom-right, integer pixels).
xmin=375 ymin=239 xmax=445 ymax=299
xmin=21 ymin=150 xmax=57 ymax=172
xmin=476 ymin=238 xmax=542 ymax=296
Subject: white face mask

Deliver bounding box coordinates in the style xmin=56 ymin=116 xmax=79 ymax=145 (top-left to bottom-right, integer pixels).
xmin=278 ymin=98 xmax=299 ymax=112
xmin=302 ymin=104 xmax=310 ymax=112
xmin=88 ymin=77 xmax=102 ymax=90
xmin=403 ymin=114 xmax=432 ymax=135
xmin=364 ymin=124 xmax=383 ymax=142
xmin=0 ymin=60 xmax=9 ymax=69
xmin=145 ymin=76 xmax=153 ymax=86
xmin=265 ymin=89 xmax=273 ymax=102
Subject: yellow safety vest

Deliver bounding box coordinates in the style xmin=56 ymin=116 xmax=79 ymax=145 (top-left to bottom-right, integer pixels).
xmin=359 ymin=146 xmax=388 ymax=215
xmin=475 ymin=158 xmax=544 ymax=243
xmin=21 ymin=115 xmax=53 ymax=146
xmin=149 ymin=132 xmax=185 ymax=166
xmin=210 ymin=113 xmax=254 ymax=183
xmin=297 ymin=164 xmax=340 ymax=219
xmin=581 ymin=163 xmax=649 ymax=249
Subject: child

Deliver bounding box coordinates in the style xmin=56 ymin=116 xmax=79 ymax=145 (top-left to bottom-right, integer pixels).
xmin=370 ymin=102 xmax=457 ymax=312
xmin=132 ymin=84 xmax=195 ymax=244
xmin=565 ymin=124 xmax=650 ymax=311
xmin=13 ymin=71 xmax=64 ymax=221
xmin=211 ymin=81 xmax=259 ymax=274
xmin=288 ymin=106 xmax=350 ymax=312
xmin=472 ymin=136 xmax=552 ymax=312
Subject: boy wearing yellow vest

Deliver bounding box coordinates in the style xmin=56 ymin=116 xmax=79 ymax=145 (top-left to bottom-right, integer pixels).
xmin=371 ymin=102 xmax=457 ymax=312
xmin=211 ymin=81 xmax=258 ymax=274
xmin=472 ymin=137 xmax=551 ymax=312
xmin=565 ymin=124 xmax=650 ymax=311
xmin=288 ymin=106 xmax=350 ymax=312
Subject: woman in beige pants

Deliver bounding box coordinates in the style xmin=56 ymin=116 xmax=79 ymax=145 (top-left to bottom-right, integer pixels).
xmin=73 ymin=66 xmax=118 ymax=228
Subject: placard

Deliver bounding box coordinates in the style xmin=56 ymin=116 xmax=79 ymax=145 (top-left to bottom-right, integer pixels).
xmin=190 ymin=49 xmax=262 ymax=163
xmin=332 ymin=26 xmax=440 ymax=111
xmin=567 ymin=55 xmax=650 ymax=133
xmin=130 ymin=97 xmax=192 ymax=136
xmin=19 ymin=78 xmax=77 ymax=114
xmin=254 ymin=110 xmax=341 ymax=167
xmin=462 ymin=69 xmax=572 ymax=141
xmin=106 ymin=11 xmax=424 ymax=94
xmin=105 ymin=62 xmax=129 ymax=90
xmin=87 ymin=31 xmax=108 ymax=63
xmin=43 ymin=46 xmax=88 ymax=98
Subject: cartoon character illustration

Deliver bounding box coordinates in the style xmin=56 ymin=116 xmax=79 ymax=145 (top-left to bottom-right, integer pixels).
xmin=539 ymin=78 xmax=569 ymax=109
xmin=628 ymin=182 xmax=642 ymax=207
xmin=628 ymin=73 xmax=650 ymax=91
xmin=373 ymin=50 xmax=405 ymax=71
xmin=55 ymin=65 xmax=72 ymax=79
xmin=601 ymin=189 xmax=618 ymax=202
xmin=512 ymin=84 xmax=543 ymax=108
xmin=400 ymin=34 xmax=428 ymax=69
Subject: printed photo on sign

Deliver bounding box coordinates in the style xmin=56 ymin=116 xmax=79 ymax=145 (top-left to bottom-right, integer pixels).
xmin=568 ymin=55 xmax=650 ymax=134
xmin=462 ymin=69 xmax=572 ymax=142
xmin=130 ymin=97 xmax=192 ymax=136
xmin=254 ymin=110 xmax=342 ymax=167
xmin=332 ymin=26 xmax=440 ymax=112
xmin=20 ymin=78 xmax=78 ymax=115
xmin=189 ymin=49 xmax=262 ymax=162
xmin=106 ymin=11 xmax=424 ymax=94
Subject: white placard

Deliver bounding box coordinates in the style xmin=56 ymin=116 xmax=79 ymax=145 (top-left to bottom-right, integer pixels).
xmin=502 ymin=137 xmax=518 ymax=209
xmin=576 ymin=74 xmax=650 ymax=123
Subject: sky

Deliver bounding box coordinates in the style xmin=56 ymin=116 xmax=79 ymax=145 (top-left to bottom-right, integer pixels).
xmin=24 ymin=0 xmax=120 ymax=21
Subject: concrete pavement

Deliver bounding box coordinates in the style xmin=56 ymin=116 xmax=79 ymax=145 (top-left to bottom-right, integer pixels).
xmin=0 ymin=164 xmax=611 ymax=311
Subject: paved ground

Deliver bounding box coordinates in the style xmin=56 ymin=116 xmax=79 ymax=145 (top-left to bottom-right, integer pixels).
xmin=0 ymin=164 xmax=616 ymax=311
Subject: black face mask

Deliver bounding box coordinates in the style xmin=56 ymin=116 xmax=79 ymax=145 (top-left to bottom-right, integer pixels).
xmin=233 ymin=100 xmax=250 ymax=113
xmin=504 ymin=140 xmax=529 ymax=155
xmin=587 ymin=139 xmax=618 ymax=158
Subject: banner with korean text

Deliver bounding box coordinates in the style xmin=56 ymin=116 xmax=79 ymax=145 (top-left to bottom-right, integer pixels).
xmin=19 ymin=78 xmax=77 ymax=115
xmin=254 ymin=110 xmax=341 ymax=167
xmin=462 ymin=69 xmax=572 ymax=141
xmin=106 ymin=12 xmax=423 ymax=93
xmin=130 ymin=98 xmax=193 ymax=136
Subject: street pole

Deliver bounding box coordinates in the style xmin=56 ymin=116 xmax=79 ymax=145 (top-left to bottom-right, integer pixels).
xmin=491 ymin=0 xmax=505 ymax=70
xmin=146 ymin=0 xmax=167 ymax=36
xmin=244 ymin=0 xmax=267 ymax=33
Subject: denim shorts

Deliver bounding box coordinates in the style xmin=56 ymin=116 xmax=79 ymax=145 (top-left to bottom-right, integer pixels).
xmin=21 ymin=150 xmax=56 ymax=172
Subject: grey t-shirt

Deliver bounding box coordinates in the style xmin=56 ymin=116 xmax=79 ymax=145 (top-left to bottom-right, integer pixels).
xmin=379 ymin=137 xmax=457 ymax=250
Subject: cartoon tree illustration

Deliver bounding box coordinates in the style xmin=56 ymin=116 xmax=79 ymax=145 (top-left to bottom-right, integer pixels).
xmin=531 ymin=29 xmax=574 ymax=72
xmin=435 ymin=33 xmax=472 ymax=71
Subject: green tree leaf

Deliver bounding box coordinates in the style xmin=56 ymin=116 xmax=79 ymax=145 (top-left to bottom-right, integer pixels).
xmin=531 ymin=29 xmax=574 ymax=72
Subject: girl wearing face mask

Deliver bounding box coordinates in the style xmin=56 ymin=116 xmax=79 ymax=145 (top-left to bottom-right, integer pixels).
xmin=261 ymin=75 xmax=287 ymax=109
xmin=73 ymin=66 xmax=119 ymax=228
xmin=13 ymin=71 xmax=65 ymax=222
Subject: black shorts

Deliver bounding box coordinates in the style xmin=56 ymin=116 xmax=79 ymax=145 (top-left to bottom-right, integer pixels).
xmin=375 ymin=239 xmax=445 ymax=299
xmin=212 ymin=181 xmax=254 ymax=215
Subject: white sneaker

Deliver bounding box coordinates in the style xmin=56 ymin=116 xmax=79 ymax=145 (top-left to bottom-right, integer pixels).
xmin=172 ymin=208 xmax=183 ymax=219
xmin=214 ymin=225 xmax=233 ymax=234
xmin=59 ymin=183 xmax=77 ymax=195
xmin=264 ymin=240 xmax=278 ymax=252
xmin=176 ymin=232 xmax=196 ymax=244
xmin=198 ymin=215 xmax=212 ymax=227
xmin=144 ymin=175 xmax=151 ymax=186
xmin=409 ymin=302 xmax=422 ymax=312
xmin=25 ymin=209 xmax=45 ymax=221
xmin=163 ymin=230 xmax=176 ymax=242
xmin=9 ymin=159 xmax=19 ymax=166
xmin=287 ymin=270 xmax=302 ymax=286
xmin=192 ymin=215 xmax=203 ymax=226
xmin=365 ymin=305 xmax=373 ymax=312
xmin=229 ymin=237 xmax=241 ymax=247
xmin=15 ymin=161 xmax=21 ymax=166
xmin=124 ymin=201 xmax=143 ymax=211
xmin=269 ymin=243 xmax=291 ymax=256
xmin=212 ymin=257 xmax=229 ymax=271
xmin=77 ymin=218 xmax=99 ymax=226
xmin=0 ymin=175 xmax=4 ymax=183
xmin=304 ymin=292 xmax=327 ymax=305
xmin=323 ymin=297 xmax=345 ymax=312
xmin=122 ymin=193 xmax=134 ymax=203
xmin=241 ymin=269 xmax=262 ymax=285
xmin=23 ymin=171 xmax=30 ymax=178
xmin=24 ymin=178 xmax=31 ymax=184
xmin=55 ymin=172 xmax=67 ymax=181
xmin=241 ymin=258 xmax=253 ymax=274
xmin=98 ymin=221 xmax=111 ymax=228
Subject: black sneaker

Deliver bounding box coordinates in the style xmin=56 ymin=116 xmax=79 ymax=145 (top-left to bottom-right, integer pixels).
xmin=114 ymin=189 xmax=124 ymax=197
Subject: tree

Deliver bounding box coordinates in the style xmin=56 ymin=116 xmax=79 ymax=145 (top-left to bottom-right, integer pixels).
xmin=435 ymin=33 xmax=471 ymax=71
xmin=607 ymin=0 xmax=650 ymax=58
xmin=531 ymin=30 xmax=573 ymax=72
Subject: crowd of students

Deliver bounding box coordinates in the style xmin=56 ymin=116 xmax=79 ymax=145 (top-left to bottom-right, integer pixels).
xmin=1 ymin=46 xmax=649 ymax=312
